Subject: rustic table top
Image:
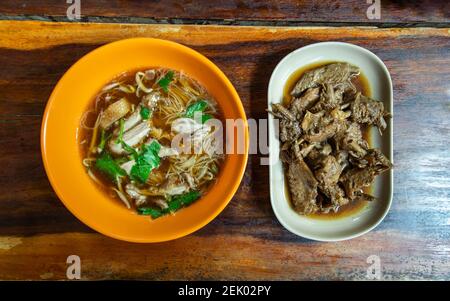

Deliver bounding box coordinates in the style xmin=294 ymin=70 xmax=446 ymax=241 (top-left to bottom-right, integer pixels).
xmin=0 ymin=2 xmax=449 ymax=280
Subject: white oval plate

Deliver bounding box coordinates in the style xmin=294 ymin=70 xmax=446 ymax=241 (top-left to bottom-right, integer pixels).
xmin=268 ymin=42 xmax=393 ymax=241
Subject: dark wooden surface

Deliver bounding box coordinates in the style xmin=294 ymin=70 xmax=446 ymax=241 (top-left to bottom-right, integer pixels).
xmin=0 ymin=0 xmax=448 ymax=24
xmin=0 ymin=2 xmax=449 ymax=281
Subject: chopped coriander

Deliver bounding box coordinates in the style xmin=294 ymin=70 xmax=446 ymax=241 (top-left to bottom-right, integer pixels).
xmin=115 ymin=118 xmax=124 ymax=144
xmin=130 ymin=140 xmax=161 ymax=183
xmin=168 ymin=190 xmax=201 ymax=212
xmin=137 ymin=190 xmax=201 ymax=219
xmin=185 ymin=100 xmax=208 ymax=118
xmin=94 ymin=152 xmax=126 ymax=181
xmin=97 ymin=129 xmax=111 ymax=153
xmin=121 ymin=141 xmax=138 ymax=158
xmin=201 ymin=114 xmax=212 ymax=124
xmin=137 ymin=207 xmax=164 ymax=219
xmin=140 ymin=106 xmax=151 ymax=120
xmin=157 ymin=71 xmax=174 ymax=93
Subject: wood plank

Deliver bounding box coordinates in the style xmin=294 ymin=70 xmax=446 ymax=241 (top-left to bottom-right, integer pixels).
xmin=0 ymin=231 xmax=448 ymax=280
xmin=0 ymin=0 xmax=448 ymax=24
xmin=0 ymin=21 xmax=449 ymax=280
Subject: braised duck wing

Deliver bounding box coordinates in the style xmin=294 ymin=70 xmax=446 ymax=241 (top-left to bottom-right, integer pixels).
xmin=291 ymin=63 xmax=360 ymax=97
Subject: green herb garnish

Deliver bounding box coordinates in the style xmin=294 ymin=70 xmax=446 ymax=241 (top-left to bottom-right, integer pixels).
xmin=137 ymin=207 xmax=164 ymax=219
xmin=157 ymin=71 xmax=174 ymax=93
xmin=95 ymin=152 xmax=126 ymax=181
xmin=115 ymin=118 xmax=124 ymax=144
xmin=140 ymin=106 xmax=151 ymax=120
xmin=121 ymin=141 xmax=138 ymax=158
xmin=185 ymin=100 xmax=208 ymax=118
xmin=201 ymin=114 xmax=212 ymax=124
xmin=137 ymin=190 xmax=201 ymax=219
xmin=130 ymin=140 xmax=161 ymax=183
xmin=168 ymin=190 xmax=201 ymax=211
xmin=97 ymin=129 xmax=111 ymax=153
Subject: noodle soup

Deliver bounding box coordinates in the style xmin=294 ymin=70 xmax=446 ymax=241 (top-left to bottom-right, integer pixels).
xmin=80 ymin=68 xmax=224 ymax=219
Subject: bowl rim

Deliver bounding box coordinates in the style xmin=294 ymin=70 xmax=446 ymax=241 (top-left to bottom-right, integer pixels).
xmin=267 ymin=41 xmax=394 ymax=242
xmin=41 ymin=37 xmax=249 ymax=243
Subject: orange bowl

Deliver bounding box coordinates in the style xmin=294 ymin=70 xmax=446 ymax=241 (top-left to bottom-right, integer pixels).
xmin=41 ymin=38 xmax=248 ymax=242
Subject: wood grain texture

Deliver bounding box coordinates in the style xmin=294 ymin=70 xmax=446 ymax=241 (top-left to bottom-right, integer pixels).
xmin=0 ymin=21 xmax=449 ymax=280
xmin=0 ymin=0 xmax=448 ymax=24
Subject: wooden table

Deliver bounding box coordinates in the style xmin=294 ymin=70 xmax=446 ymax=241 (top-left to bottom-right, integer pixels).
xmin=0 ymin=2 xmax=449 ymax=280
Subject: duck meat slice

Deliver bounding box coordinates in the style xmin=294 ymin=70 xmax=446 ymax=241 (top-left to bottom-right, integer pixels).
xmin=310 ymin=83 xmax=342 ymax=112
xmin=364 ymin=148 xmax=393 ymax=172
xmin=287 ymin=157 xmax=319 ymax=215
xmin=287 ymin=159 xmax=319 ymax=215
xmin=279 ymin=118 xmax=302 ymax=143
xmin=289 ymin=87 xmax=320 ymax=119
xmin=305 ymin=121 xmax=339 ymax=143
xmin=109 ymin=121 xmax=151 ymax=154
xmin=291 ymin=63 xmax=360 ymax=97
xmin=270 ymin=103 xmax=296 ymax=121
xmin=315 ymin=155 xmax=342 ymax=185
xmin=114 ymin=109 xmax=142 ymax=135
xmin=314 ymin=155 xmax=349 ymax=208
xmin=334 ymin=122 xmax=368 ymax=158
xmin=351 ymin=93 xmax=390 ymax=133
xmin=340 ymin=167 xmax=377 ymax=200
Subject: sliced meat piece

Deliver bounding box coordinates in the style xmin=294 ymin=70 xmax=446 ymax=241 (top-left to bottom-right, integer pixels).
xmin=310 ymin=83 xmax=342 ymax=112
xmin=182 ymin=173 xmax=196 ymax=189
xmin=125 ymin=183 xmax=147 ymax=206
xmin=364 ymin=148 xmax=393 ymax=173
xmin=340 ymin=167 xmax=377 ymax=200
xmin=114 ymin=109 xmax=142 ymax=135
xmin=291 ymin=63 xmax=360 ymax=96
xmin=301 ymin=110 xmax=324 ymax=132
xmin=351 ymin=93 xmax=389 ymax=133
xmin=315 ymin=155 xmax=342 ymax=185
xmin=287 ymin=157 xmax=319 ymax=215
xmin=109 ymin=121 xmax=151 ymax=154
xmin=304 ymin=147 xmax=323 ymax=167
xmin=271 ymin=103 xmax=296 ymax=121
xmin=305 ymin=121 xmax=338 ymax=143
xmin=289 ymin=87 xmax=320 ymax=118
xmin=314 ymin=155 xmax=349 ymax=208
xmin=171 ymin=117 xmax=204 ymax=134
xmin=335 ymin=122 xmax=368 ymax=158
xmin=161 ymin=178 xmax=189 ymax=196
xmin=279 ymin=119 xmax=302 ymax=143
xmin=269 ymin=103 xmax=303 ymax=143
xmin=158 ymin=146 xmax=179 ymax=157
xmin=120 ymin=159 xmax=135 ymax=175
xmin=99 ymin=98 xmax=131 ymax=129
xmin=335 ymin=150 xmax=349 ymax=171
xmin=151 ymin=197 xmax=169 ymax=210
